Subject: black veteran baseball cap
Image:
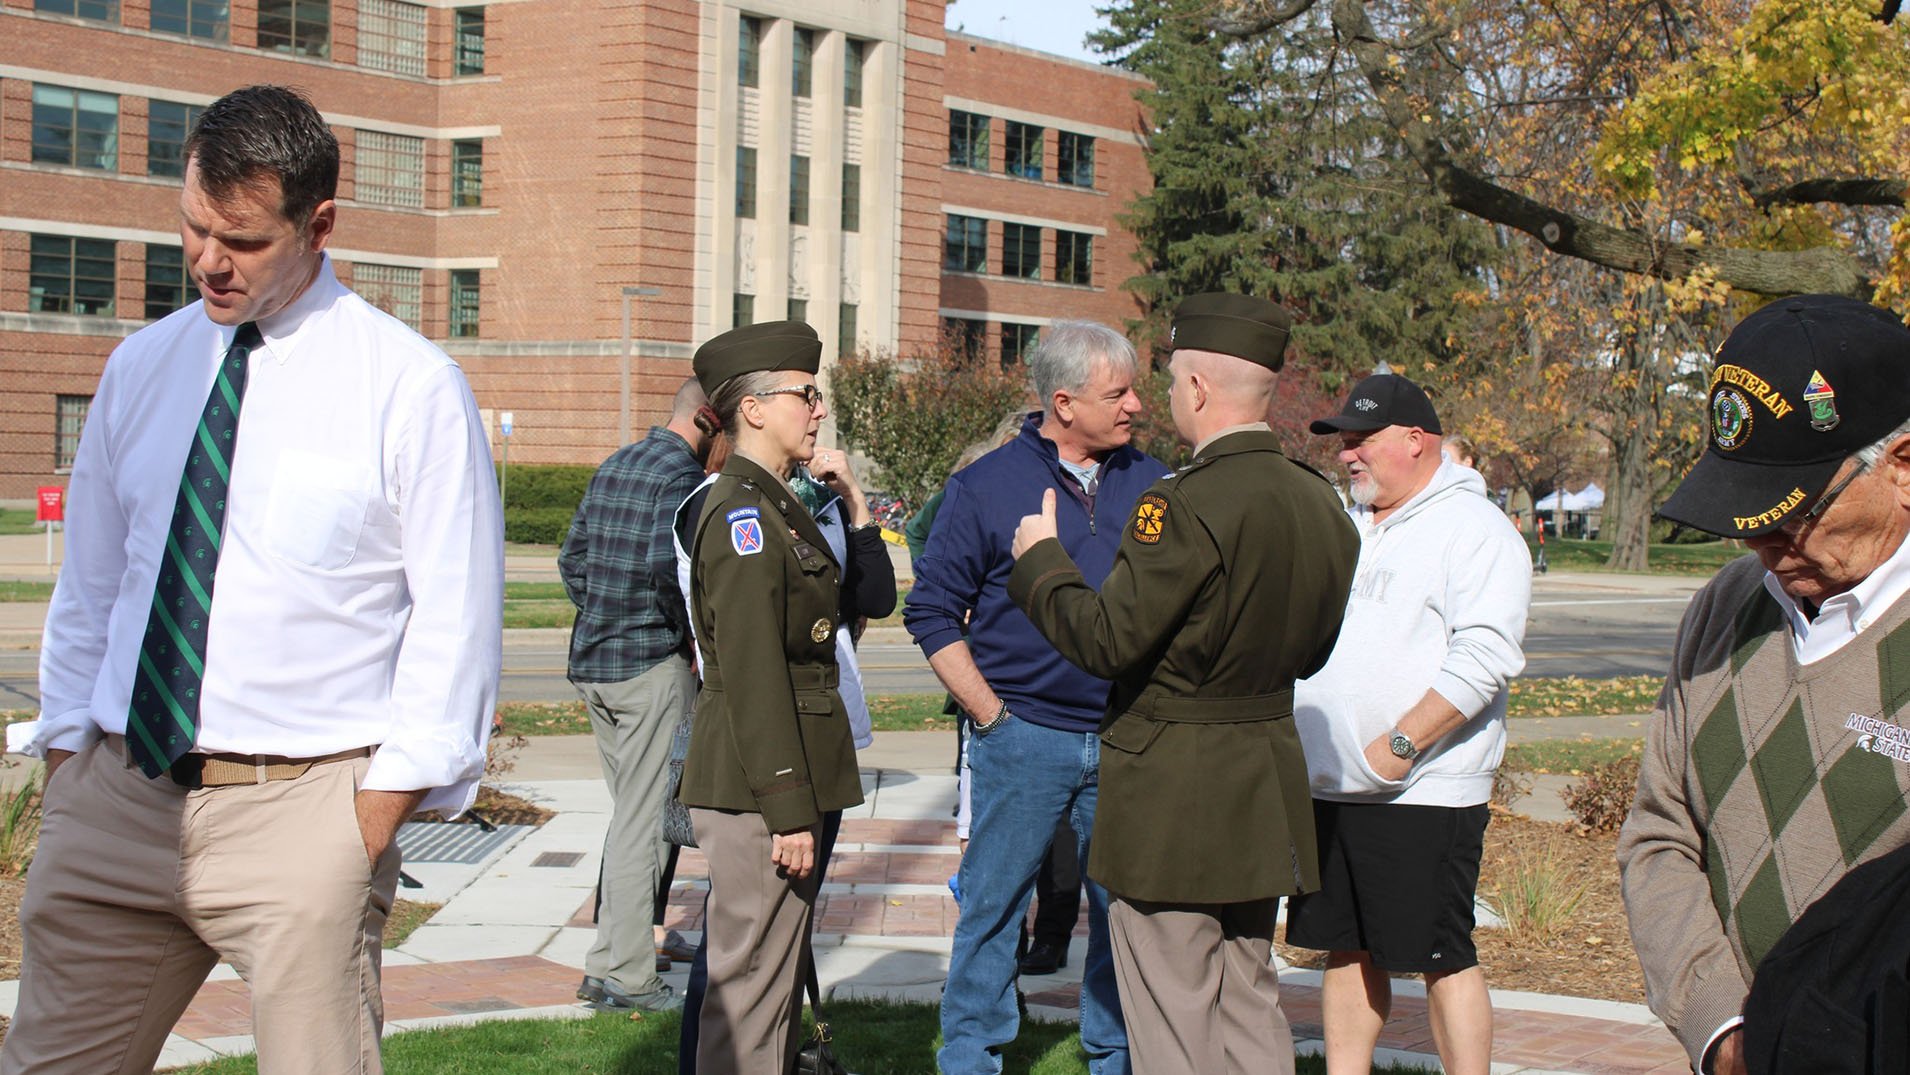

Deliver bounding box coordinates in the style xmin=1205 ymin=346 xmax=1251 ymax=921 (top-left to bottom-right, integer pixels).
xmin=692 ymin=320 xmax=822 ymax=395
xmin=1309 ymin=373 xmax=1443 ymax=436
xmin=1169 ymin=293 xmax=1293 ymax=371
xmin=1658 ymin=295 xmax=1910 ymax=538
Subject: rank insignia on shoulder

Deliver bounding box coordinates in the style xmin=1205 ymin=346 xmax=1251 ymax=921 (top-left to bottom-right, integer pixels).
xmin=731 ymin=516 xmax=764 ymax=555
xmin=1132 ymin=494 xmax=1168 ymax=544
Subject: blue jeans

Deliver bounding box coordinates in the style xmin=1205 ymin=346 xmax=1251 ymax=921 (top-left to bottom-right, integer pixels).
xmin=938 ymin=715 xmax=1127 ymax=1074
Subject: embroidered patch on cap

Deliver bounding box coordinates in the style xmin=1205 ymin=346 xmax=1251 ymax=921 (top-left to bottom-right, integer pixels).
xmin=1804 ymin=369 xmax=1840 ymax=432
xmin=1132 ymin=494 xmax=1168 ymax=545
xmin=1712 ymin=389 xmax=1753 ymax=451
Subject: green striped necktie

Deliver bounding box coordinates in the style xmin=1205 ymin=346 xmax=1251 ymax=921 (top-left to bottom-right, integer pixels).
xmin=127 ymin=323 xmax=260 ymax=778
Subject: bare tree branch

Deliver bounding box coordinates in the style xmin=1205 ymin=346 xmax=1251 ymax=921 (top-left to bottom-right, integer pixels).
xmin=1327 ymin=0 xmax=1873 ymax=297
xmin=1209 ymin=0 xmax=1320 ymax=37
xmin=1749 ymin=177 xmax=1907 ymax=210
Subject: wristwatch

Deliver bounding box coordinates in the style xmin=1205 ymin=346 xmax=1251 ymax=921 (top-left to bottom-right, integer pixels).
xmin=1389 ymin=730 xmax=1420 ymax=761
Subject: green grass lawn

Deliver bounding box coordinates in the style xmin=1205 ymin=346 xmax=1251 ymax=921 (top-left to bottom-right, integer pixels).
xmin=0 ymin=509 xmax=47 ymax=536
xmin=1504 ymin=737 xmax=1644 ymax=775
xmin=1530 ymin=536 xmax=1745 ymax=575
xmin=1505 ymin=674 xmax=1658 ymax=717
xmin=0 ymin=580 xmax=54 ymax=602
xmin=168 ymin=1006 xmax=1408 ymax=1074
xmin=503 ymin=581 xmax=575 ymax=630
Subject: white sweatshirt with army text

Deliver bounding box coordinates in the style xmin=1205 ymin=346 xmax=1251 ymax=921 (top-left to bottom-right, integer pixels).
xmin=1294 ymin=461 xmax=1532 ymax=807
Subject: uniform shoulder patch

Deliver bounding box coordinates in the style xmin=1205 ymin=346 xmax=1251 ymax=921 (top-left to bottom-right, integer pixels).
xmin=1132 ymin=493 xmax=1168 ymax=545
xmin=728 ymin=505 xmax=764 ymax=555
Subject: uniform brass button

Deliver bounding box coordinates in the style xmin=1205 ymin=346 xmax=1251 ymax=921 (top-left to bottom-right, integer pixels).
xmin=810 ymin=618 xmax=832 ymax=643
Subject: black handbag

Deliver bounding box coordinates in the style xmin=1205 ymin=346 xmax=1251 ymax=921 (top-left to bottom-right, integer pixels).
xmin=796 ymin=942 xmax=847 ymax=1075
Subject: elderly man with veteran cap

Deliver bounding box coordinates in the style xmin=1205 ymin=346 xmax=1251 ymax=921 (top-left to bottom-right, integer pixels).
xmin=1618 ymin=295 xmax=1910 ymax=1075
xmin=1007 ymin=293 xmax=1359 ymax=1073
xmin=677 ymin=320 xmax=864 ymax=1073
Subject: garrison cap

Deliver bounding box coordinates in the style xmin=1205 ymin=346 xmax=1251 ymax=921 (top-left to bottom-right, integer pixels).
xmin=1169 ymin=293 xmax=1293 ymax=371
xmin=1658 ymin=295 xmax=1910 ymax=538
xmin=692 ymin=320 xmax=822 ymax=395
xmin=1309 ymin=373 xmax=1442 ymax=436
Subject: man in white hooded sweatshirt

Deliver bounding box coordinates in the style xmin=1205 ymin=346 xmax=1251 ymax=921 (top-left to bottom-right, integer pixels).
xmin=1288 ymin=373 xmax=1531 ymax=1075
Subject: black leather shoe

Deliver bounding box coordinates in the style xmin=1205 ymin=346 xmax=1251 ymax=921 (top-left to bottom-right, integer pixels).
xmin=1018 ymin=940 xmax=1069 ymax=976
xmin=577 ymin=976 xmax=606 ymax=1003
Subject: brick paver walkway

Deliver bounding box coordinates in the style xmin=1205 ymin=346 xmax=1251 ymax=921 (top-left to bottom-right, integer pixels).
xmin=162 ymin=816 xmax=1691 ymax=1073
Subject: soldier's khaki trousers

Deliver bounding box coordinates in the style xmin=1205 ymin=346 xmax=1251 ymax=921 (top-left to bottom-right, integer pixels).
xmin=2 ymin=736 xmax=399 ymax=1075
xmin=691 ymin=807 xmax=821 ymax=1074
xmin=1108 ymin=895 xmax=1294 ymax=1075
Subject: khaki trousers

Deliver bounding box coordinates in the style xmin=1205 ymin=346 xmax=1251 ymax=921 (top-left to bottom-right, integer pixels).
xmin=1107 ymin=896 xmax=1293 ymax=1075
xmin=690 ymin=807 xmax=820 ymax=1075
xmin=1 ymin=737 xmax=400 ymax=1075
xmin=577 ymin=655 xmax=693 ymax=993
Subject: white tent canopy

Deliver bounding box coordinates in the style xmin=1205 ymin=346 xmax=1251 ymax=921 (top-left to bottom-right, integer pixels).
xmin=1534 ymin=482 xmax=1605 ymax=512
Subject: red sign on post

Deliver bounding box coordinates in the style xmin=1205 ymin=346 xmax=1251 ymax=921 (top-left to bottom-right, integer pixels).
xmin=36 ymin=486 xmax=63 ymax=523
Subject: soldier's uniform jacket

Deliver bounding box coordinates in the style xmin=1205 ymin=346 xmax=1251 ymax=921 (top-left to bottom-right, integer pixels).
xmin=1008 ymin=428 xmax=1358 ymax=904
xmin=678 ymin=454 xmax=864 ymax=833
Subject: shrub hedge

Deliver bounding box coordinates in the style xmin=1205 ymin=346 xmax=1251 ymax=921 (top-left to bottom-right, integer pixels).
xmin=495 ymin=464 xmax=594 ymax=545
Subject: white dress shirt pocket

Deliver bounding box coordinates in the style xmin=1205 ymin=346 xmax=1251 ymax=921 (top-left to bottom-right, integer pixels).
xmin=264 ymin=449 xmax=370 ymax=569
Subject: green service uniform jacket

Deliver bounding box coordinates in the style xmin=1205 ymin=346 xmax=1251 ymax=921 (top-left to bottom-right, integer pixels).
xmin=1008 ymin=428 xmax=1358 ymax=904
xmin=678 ymin=454 xmax=865 ymax=834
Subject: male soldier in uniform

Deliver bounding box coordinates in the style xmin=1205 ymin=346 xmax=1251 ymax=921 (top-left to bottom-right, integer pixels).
xmin=1009 ymin=293 xmax=1360 ymax=1073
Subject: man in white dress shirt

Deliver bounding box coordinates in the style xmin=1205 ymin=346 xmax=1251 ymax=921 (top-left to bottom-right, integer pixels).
xmin=2 ymin=85 xmax=503 ymax=1074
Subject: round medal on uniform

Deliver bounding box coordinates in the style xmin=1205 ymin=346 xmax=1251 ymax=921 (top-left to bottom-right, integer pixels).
xmin=811 ymin=618 xmax=832 ymax=643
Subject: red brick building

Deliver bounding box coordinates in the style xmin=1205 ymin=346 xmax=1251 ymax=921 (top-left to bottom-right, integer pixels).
xmin=0 ymin=0 xmax=1149 ymax=497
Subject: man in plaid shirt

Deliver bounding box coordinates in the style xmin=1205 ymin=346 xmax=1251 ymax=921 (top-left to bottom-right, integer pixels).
xmin=560 ymin=376 xmax=716 ymax=1013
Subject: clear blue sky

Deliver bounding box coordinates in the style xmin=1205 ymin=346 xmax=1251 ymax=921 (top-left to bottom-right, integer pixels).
xmin=945 ymin=0 xmax=1110 ymax=64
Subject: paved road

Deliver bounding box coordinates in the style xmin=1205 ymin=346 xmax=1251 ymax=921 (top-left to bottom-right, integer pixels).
xmin=0 ymin=569 xmax=1708 ymax=710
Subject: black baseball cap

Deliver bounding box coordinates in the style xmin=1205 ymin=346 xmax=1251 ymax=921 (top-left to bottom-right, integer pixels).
xmin=1309 ymin=373 xmax=1443 ymax=436
xmin=1658 ymin=295 xmax=1910 ymax=538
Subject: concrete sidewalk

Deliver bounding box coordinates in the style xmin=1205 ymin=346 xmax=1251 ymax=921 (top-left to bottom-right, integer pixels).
xmin=0 ymin=735 xmax=1686 ymax=1074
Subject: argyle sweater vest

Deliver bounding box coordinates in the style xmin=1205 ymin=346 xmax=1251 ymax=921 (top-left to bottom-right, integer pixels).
xmin=1668 ymin=558 xmax=1910 ymax=980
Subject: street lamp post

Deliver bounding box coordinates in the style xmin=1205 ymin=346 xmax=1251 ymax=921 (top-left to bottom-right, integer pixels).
xmin=620 ymin=286 xmax=663 ymax=446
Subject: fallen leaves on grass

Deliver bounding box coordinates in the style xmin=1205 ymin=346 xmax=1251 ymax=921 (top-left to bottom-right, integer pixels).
xmin=1507 ymin=675 xmax=1661 ymax=717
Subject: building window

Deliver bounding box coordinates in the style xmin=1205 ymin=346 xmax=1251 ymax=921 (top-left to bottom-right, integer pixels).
xmin=1005 ymin=121 xmax=1043 ymax=181
xmin=738 ymin=16 xmax=761 ymax=88
xmin=36 ymin=0 xmax=116 ymax=23
xmin=733 ymin=293 xmax=755 ymax=329
xmin=1002 ymin=223 xmax=1041 ymax=279
xmin=1002 ymin=323 xmax=1039 ymax=368
xmin=788 ymin=298 xmax=807 ymax=323
xmin=736 ymin=147 xmax=757 ymax=218
xmin=1056 ymin=231 xmax=1094 ymax=286
xmin=56 ymin=395 xmax=92 ymax=472
xmin=355 ymin=130 xmax=424 ymax=208
xmin=839 ymin=303 xmax=858 ymax=357
xmin=790 ymin=155 xmax=810 ymax=226
xmin=449 ymin=269 xmax=480 ymax=338
xmin=844 ymin=39 xmax=864 ymax=108
xmin=454 ymin=8 xmax=484 ymax=74
xmin=32 ymin=85 xmax=117 ymax=171
xmin=792 ymin=27 xmax=815 ymax=98
xmin=30 ymin=234 xmax=116 ymax=317
xmin=942 ymin=317 xmax=985 ymax=363
xmin=841 ymin=163 xmax=860 ymax=232
xmin=147 ymin=101 xmax=205 ymax=179
xmin=353 ymin=263 xmax=422 ymax=329
xmin=1058 ymin=132 xmax=1095 ymax=188
xmin=256 ymin=0 xmax=329 ymax=57
xmin=150 ymin=0 xmax=227 ymax=39
xmin=948 ymin=110 xmax=989 ymax=170
xmin=451 ymin=139 xmax=483 ymax=207
xmin=144 ymin=244 xmax=193 ymax=319
xmin=357 ymin=0 xmax=426 ymax=76
xmin=944 ymin=215 xmax=986 ymax=273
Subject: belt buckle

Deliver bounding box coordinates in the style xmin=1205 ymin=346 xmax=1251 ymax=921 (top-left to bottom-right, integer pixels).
xmin=169 ymin=754 xmax=206 ymax=789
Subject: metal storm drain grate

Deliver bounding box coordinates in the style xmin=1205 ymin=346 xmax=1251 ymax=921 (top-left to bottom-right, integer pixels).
xmin=397 ymin=822 xmax=532 ymax=865
xmin=531 ymin=851 xmax=585 ymax=868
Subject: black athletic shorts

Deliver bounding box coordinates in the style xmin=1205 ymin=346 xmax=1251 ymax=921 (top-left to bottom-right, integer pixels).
xmin=1283 ymin=800 xmax=1490 ymax=974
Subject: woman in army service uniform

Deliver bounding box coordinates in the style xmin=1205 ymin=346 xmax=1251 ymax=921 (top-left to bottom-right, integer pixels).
xmin=678 ymin=321 xmax=865 ymax=1073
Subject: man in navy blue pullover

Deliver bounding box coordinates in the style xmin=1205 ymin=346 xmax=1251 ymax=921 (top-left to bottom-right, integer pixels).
xmin=906 ymin=320 xmax=1167 ymax=1074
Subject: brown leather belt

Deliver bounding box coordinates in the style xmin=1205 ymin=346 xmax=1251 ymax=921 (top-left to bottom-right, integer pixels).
xmin=106 ymin=735 xmax=373 ymax=789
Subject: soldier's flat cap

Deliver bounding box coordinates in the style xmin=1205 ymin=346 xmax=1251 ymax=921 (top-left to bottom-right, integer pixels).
xmin=1169 ymin=293 xmax=1294 ymax=371
xmin=693 ymin=320 xmax=822 ymax=395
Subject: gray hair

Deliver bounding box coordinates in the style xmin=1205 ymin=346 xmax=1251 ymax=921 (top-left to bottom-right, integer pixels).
xmin=709 ymin=370 xmax=789 ymax=436
xmin=1854 ymin=415 xmax=1910 ymax=470
xmin=1028 ymin=321 xmax=1137 ymax=407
